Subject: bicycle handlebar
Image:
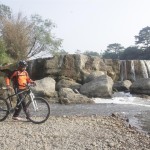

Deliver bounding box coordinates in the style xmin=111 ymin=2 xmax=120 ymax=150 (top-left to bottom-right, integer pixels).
xmin=1 ymin=83 xmax=36 ymax=91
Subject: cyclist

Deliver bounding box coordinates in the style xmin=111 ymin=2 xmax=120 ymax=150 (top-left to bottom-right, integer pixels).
xmin=5 ymin=60 xmax=36 ymax=121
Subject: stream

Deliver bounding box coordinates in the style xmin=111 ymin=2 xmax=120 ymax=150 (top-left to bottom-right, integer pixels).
xmin=50 ymin=92 xmax=150 ymax=134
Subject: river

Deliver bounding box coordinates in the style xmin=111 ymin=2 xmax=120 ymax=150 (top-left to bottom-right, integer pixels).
xmin=50 ymin=92 xmax=150 ymax=134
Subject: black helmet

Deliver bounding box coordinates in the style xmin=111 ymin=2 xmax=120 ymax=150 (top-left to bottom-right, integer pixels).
xmin=18 ymin=60 xmax=28 ymax=67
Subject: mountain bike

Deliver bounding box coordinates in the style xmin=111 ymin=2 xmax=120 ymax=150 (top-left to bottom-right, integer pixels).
xmin=0 ymin=84 xmax=50 ymax=124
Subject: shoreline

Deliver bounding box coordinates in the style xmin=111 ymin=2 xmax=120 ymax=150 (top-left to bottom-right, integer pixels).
xmin=0 ymin=115 xmax=149 ymax=150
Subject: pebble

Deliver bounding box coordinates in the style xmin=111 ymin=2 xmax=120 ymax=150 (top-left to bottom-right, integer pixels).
xmin=0 ymin=116 xmax=149 ymax=150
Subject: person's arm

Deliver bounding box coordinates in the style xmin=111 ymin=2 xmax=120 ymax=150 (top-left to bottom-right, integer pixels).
xmin=5 ymin=76 xmax=10 ymax=85
xmin=26 ymin=72 xmax=36 ymax=85
xmin=5 ymin=71 xmax=17 ymax=89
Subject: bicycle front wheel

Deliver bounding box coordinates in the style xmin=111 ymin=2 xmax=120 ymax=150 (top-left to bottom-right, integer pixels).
xmin=0 ymin=98 xmax=9 ymax=121
xmin=27 ymin=97 xmax=50 ymax=124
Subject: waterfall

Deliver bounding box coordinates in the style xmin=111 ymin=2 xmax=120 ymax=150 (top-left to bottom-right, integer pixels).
xmin=130 ymin=60 xmax=136 ymax=81
xmin=120 ymin=60 xmax=127 ymax=81
xmin=144 ymin=60 xmax=150 ymax=78
xmin=140 ymin=60 xmax=148 ymax=78
xmin=58 ymin=55 xmax=64 ymax=68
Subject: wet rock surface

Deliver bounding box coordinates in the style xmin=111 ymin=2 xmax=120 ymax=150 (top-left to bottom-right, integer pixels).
xmin=0 ymin=116 xmax=149 ymax=150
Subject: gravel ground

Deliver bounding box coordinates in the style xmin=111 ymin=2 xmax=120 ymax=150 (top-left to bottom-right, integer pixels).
xmin=0 ymin=115 xmax=149 ymax=150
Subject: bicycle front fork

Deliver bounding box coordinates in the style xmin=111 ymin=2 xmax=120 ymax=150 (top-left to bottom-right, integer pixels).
xmin=30 ymin=92 xmax=38 ymax=111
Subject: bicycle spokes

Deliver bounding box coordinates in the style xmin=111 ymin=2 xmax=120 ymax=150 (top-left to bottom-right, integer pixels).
xmin=0 ymin=99 xmax=9 ymax=121
xmin=27 ymin=97 xmax=50 ymax=124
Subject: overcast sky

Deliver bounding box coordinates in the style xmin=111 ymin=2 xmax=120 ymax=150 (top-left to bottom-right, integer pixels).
xmin=0 ymin=0 xmax=150 ymax=54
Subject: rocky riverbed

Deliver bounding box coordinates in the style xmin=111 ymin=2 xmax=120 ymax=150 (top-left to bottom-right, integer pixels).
xmin=0 ymin=115 xmax=149 ymax=150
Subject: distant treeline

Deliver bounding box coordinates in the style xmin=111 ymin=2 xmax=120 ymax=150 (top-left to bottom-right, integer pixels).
xmin=102 ymin=46 xmax=150 ymax=60
xmin=83 ymin=26 xmax=150 ymax=60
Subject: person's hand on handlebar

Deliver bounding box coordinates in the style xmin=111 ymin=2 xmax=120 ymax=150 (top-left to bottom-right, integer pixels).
xmin=30 ymin=81 xmax=36 ymax=86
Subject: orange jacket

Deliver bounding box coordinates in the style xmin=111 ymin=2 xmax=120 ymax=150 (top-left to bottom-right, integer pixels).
xmin=5 ymin=70 xmax=33 ymax=89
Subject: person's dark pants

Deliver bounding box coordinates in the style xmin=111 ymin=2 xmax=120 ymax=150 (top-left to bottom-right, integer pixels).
xmin=13 ymin=89 xmax=30 ymax=118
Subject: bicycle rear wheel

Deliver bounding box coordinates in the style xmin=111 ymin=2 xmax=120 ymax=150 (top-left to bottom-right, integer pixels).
xmin=27 ymin=97 xmax=50 ymax=124
xmin=0 ymin=98 xmax=9 ymax=121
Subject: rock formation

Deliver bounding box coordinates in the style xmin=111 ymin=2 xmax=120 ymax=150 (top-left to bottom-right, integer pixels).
xmin=1 ymin=54 xmax=150 ymax=103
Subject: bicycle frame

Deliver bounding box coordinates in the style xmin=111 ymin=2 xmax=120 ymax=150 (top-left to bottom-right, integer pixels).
xmin=0 ymin=84 xmax=50 ymax=124
xmin=5 ymin=89 xmax=28 ymax=112
xmin=5 ymin=85 xmax=38 ymax=113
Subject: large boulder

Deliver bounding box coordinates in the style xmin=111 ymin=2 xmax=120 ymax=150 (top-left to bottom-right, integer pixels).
xmin=56 ymin=78 xmax=81 ymax=91
xmin=32 ymin=77 xmax=56 ymax=98
xmin=130 ymin=78 xmax=150 ymax=95
xmin=58 ymin=88 xmax=93 ymax=104
xmin=80 ymin=75 xmax=114 ymax=98
xmin=82 ymin=71 xmax=106 ymax=83
xmin=113 ymin=80 xmax=132 ymax=91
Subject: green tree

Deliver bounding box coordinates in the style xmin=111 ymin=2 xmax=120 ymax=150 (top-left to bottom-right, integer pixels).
xmin=103 ymin=43 xmax=124 ymax=59
xmin=102 ymin=51 xmax=118 ymax=59
xmin=135 ymin=26 xmax=150 ymax=49
xmin=28 ymin=14 xmax=63 ymax=58
xmin=120 ymin=46 xmax=141 ymax=60
xmin=0 ymin=4 xmax=63 ymax=61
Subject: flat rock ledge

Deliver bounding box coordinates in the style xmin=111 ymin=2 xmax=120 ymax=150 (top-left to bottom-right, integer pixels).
xmin=0 ymin=116 xmax=149 ymax=150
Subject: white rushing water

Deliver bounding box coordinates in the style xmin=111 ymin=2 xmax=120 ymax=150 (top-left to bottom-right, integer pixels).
xmin=93 ymin=92 xmax=150 ymax=107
